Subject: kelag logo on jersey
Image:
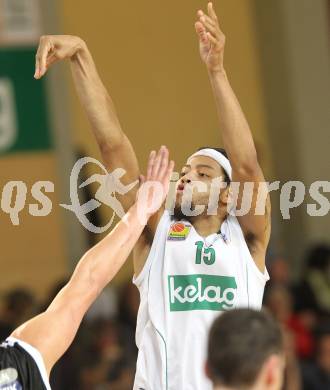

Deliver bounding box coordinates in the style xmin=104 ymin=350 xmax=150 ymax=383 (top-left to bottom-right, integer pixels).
xmin=0 ymin=368 xmax=22 ymax=390
xmin=168 ymin=274 xmax=237 ymax=311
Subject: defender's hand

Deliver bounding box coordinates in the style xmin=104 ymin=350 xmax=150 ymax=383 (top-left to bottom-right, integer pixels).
xmin=34 ymin=35 xmax=84 ymax=79
xmin=136 ymin=146 xmax=174 ymax=223
xmin=195 ymin=2 xmax=226 ymax=74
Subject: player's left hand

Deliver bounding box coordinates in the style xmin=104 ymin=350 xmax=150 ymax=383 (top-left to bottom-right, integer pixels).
xmin=136 ymin=146 xmax=174 ymax=223
xmin=195 ymin=2 xmax=226 ymax=74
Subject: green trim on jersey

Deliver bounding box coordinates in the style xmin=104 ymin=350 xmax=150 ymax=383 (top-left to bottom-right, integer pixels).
xmin=155 ymin=328 xmax=168 ymax=390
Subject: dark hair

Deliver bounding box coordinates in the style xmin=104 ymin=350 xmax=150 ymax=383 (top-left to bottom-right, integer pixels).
xmin=305 ymin=244 xmax=330 ymax=271
xmin=197 ymin=147 xmax=231 ymax=185
xmin=207 ymin=309 xmax=283 ymax=388
xmin=4 ymin=288 xmax=35 ymax=313
xmin=314 ymin=321 xmax=330 ymax=356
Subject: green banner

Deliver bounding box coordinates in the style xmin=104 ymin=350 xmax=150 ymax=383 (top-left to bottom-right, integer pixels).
xmin=0 ymin=48 xmax=52 ymax=155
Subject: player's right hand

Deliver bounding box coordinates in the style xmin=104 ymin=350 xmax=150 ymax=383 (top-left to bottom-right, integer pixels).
xmin=34 ymin=35 xmax=85 ymax=79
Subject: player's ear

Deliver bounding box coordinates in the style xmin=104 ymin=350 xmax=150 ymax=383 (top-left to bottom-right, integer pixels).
xmin=219 ymin=183 xmax=231 ymax=206
xmin=263 ymin=354 xmax=284 ymax=387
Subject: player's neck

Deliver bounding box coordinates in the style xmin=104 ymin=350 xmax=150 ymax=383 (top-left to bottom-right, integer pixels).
xmin=190 ymin=213 xmax=226 ymax=237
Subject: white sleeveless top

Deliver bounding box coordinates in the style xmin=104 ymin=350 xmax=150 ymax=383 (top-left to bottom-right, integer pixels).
xmin=133 ymin=210 xmax=269 ymax=390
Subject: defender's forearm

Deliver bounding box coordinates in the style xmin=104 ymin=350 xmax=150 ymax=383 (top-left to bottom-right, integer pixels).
xmin=70 ymin=41 xmax=124 ymax=148
xmin=72 ymin=202 xmax=147 ymax=294
xmin=208 ymin=70 xmax=258 ymax=172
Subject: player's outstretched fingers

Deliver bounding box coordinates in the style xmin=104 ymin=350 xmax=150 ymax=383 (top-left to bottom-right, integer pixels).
xmin=139 ymin=174 xmax=146 ymax=186
xmin=151 ymin=146 xmax=165 ymax=180
xmin=195 ymin=21 xmax=208 ymax=44
xmin=35 ymin=36 xmax=51 ymax=79
xmin=35 ymin=55 xmax=40 ymax=79
xmin=208 ymin=2 xmax=218 ymax=22
xmin=35 ymin=45 xmax=44 ymax=79
xmin=146 ymin=150 xmax=156 ymax=181
xmin=46 ymin=52 xmax=58 ymax=69
xmin=199 ymin=16 xmax=219 ymax=38
xmin=206 ymin=33 xmax=218 ymax=46
xmin=158 ymin=146 xmax=169 ymax=181
xmin=207 ymin=2 xmax=225 ymax=38
xmin=199 ymin=12 xmax=216 ymax=27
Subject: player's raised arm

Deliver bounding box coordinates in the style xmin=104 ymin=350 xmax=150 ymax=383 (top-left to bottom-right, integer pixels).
xmin=195 ymin=2 xmax=270 ymax=271
xmin=11 ymin=147 xmax=174 ymax=376
xmin=35 ymin=35 xmax=140 ymax=212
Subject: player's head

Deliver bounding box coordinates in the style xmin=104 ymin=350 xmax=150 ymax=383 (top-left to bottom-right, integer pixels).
xmin=206 ymin=309 xmax=285 ymax=390
xmin=314 ymin=322 xmax=330 ymax=375
xmin=174 ymin=147 xmax=231 ymax=220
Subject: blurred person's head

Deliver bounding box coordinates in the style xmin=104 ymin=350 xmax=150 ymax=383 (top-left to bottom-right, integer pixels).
xmin=174 ymin=147 xmax=231 ymax=220
xmin=1 ymin=288 xmax=36 ymax=325
xmin=206 ymin=309 xmax=284 ymax=390
xmin=78 ymin=353 xmax=108 ymax=390
xmin=90 ymin=319 xmax=122 ymax=361
xmin=303 ymin=244 xmax=330 ymax=314
xmin=314 ymin=322 xmax=330 ymax=374
xmin=264 ymin=285 xmax=293 ymax=323
xmin=305 ymin=244 xmax=330 ymax=273
xmin=269 ymin=256 xmax=289 ymax=285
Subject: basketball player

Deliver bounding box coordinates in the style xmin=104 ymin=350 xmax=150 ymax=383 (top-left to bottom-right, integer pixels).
xmin=207 ymin=309 xmax=285 ymax=390
xmin=0 ymin=148 xmax=174 ymax=389
xmin=34 ymin=2 xmax=271 ymax=389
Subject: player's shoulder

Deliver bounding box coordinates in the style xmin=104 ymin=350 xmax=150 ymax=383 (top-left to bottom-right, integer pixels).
xmin=133 ymin=208 xmax=171 ymax=280
xmin=145 ymin=206 xmax=171 ymax=242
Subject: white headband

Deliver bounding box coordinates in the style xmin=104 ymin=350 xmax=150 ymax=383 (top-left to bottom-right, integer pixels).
xmin=189 ymin=148 xmax=232 ymax=180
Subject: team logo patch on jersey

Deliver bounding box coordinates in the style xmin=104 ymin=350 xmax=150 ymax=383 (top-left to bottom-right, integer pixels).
xmin=168 ymin=274 xmax=237 ymax=311
xmin=167 ymin=222 xmax=191 ymax=241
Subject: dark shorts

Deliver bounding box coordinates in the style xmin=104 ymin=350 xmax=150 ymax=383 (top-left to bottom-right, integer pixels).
xmin=0 ymin=338 xmax=49 ymax=390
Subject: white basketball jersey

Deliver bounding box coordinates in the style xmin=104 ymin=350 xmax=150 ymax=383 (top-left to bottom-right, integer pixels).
xmin=133 ymin=210 xmax=269 ymax=390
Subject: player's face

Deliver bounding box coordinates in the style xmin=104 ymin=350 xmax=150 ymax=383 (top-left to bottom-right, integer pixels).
xmin=174 ymin=155 xmax=229 ymax=218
